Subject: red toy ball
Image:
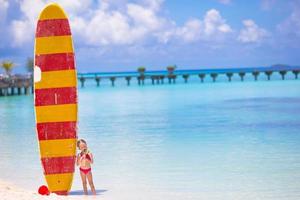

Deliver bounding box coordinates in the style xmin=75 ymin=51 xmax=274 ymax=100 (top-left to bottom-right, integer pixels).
xmin=38 ymin=185 xmax=50 ymax=195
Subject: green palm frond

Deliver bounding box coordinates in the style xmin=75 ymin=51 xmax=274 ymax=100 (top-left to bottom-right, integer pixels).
xmin=1 ymin=61 xmax=15 ymax=75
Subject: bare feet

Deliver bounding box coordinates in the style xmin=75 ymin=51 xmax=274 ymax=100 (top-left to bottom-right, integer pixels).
xmin=91 ymin=188 xmax=96 ymax=195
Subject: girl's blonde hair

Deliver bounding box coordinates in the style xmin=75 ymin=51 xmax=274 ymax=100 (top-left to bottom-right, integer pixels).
xmin=77 ymin=139 xmax=87 ymax=148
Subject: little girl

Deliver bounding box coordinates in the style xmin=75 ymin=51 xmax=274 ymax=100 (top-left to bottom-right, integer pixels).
xmin=76 ymin=139 xmax=96 ymax=195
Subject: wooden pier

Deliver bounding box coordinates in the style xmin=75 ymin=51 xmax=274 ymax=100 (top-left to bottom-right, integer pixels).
xmin=0 ymin=75 xmax=33 ymax=96
xmin=77 ymin=67 xmax=300 ymax=88
xmin=0 ymin=67 xmax=299 ymax=96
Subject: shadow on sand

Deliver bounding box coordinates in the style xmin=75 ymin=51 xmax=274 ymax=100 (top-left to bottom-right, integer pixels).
xmin=69 ymin=189 xmax=107 ymax=196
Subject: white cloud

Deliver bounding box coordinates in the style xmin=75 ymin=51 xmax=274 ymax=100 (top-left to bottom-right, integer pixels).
xmin=55 ymin=0 xmax=93 ymax=15
xmin=171 ymin=9 xmax=232 ymax=43
xmin=73 ymin=1 xmax=168 ymax=46
xmin=9 ymin=0 xmax=232 ymax=47
xmin=277 ymin=3 xmax=300 ymax=38
xmin=10 ymin=0 xmax=93 ymax=47
xmin=218 ymin=0 xmax=231 ymax=5
xmin=0 ymin=0 xmax=9 ymax=29
xmin=203 ymin=9 xmax=232 ymax=36
xmin=0 ymin=0 xmax=9 ymax=24
xmin=144 ymin=0 xmax=164 ymax=12
xmin=84 ymin=10 xmax=134 ymax=45
xmin=10 ymin=0 xmax=44 ymax=46
xmin=9 ymin=0 xmax=165 ymax=46
xmin=0 ymin=0 xmax=9 ymax=48
xmin=175 ymin=19 xmax=202 ymax=42
xmin=238 ymin=19 xmax=269 ymax=43
xmin=127 ymin=3 xmax=163 ymax=31
xmin=261 ymin=0 xmax=276 ymax=11
xmin=11 ymin=20 xmax=33 ymax=47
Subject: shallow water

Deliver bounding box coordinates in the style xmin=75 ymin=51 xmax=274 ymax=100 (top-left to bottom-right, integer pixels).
xmin=0 ymin=75 xmax=300 ymax=200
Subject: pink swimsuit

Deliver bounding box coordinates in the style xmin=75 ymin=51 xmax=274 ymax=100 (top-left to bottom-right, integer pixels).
xmin=79 ymin=152 xmax=92 ymax=174
xmin=80 ymin=167 xmax=91 ymax=174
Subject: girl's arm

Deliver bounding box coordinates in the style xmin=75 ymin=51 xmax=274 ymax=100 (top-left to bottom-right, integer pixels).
xmin=76 ymin=154 xmax=80 ymax=166
xmin=89 ymin=153 xmax=94 ymax=164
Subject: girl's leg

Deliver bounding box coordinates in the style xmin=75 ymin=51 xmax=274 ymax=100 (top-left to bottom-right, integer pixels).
xmin=87 ymin=172 xmax=96 ymax=195
xmin=80 ymin=171 xmax=88 ymax=195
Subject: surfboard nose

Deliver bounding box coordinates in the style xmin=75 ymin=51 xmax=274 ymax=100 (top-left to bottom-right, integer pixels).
xmin=38 ymin=3 xmax=68 ymax=20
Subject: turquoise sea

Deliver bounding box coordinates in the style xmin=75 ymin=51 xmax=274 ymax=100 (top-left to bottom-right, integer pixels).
xmin=0 ymin=72 xmax=300 ymax=200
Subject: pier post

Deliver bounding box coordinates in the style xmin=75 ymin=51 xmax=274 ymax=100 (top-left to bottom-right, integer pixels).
xmin=156 ymin=76 xmax=160 ymax=84
xmin=151 ymin=76 xmax=155 ymax=85
xmin=279 ymin=70 xmax=287 ymax=80
xmin=24 ymin=87 xmax=29 ymax=95
xmin=3 ymin=88 xmax=8 ymax=96
xmin=141 ymin=75 xmax=145 ymax=85
xmin=210 ymin=73 xmax=218 ymax=82
xmin=80 ymin=76 xmax=85 ymax=88
xmin=138 ymin=75 xmax=145 ymax=85
xmin=226 ymin=72 xmax=233 ymax=82
xmin=292 ymin=70 xmax=299 ymax=79
xmin=0 ymin=88 xmax=2 ymax=96
xmin=10 ymin=87 xmax=15 ymax=95
xmin=160 ymin=75 xmax=165 ymax=84
xmin=265 ymin=71 xmax=273 ymax=81
xmin=125 ymin=76 xmax=131 ymax=86
xmin=95 ymin=76 xmax=101 ymax=87
xmin=199 ymin=74 xmax=205 ymax=83
xmin=172 ymin=75 xmax=176 ymax=83
xmin=182 ymin=74 xmax=189 ymax=83
xmin=110 ymin=77 xmax=116 ymax=87
xmin=17 ymin=87 xmax=21 ymax=95
xmin=238 ymin=72 xmax=246 ymax=81
xmin=168 ymin=75 xmax=172 ymax=84
xmin=252 ymin=71 xmax=260 ymax=81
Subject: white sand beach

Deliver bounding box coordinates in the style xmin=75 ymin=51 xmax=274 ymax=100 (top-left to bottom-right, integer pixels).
xmin=0 ymin=178 xmax=191 ymax=200
xmin=0 ymin=179 xmax=96 ymax=200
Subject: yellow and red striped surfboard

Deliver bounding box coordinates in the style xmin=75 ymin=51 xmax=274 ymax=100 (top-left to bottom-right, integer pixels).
xmin=34 ymin=3 xmax=77 ymax=195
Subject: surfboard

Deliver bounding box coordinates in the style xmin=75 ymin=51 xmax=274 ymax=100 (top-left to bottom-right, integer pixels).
xmin=34 ymin=3 xmax=77 ymax=195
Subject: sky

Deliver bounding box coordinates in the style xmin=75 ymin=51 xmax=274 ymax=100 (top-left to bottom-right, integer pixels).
xmin=0 ymin=0 xmax=300 ymax=73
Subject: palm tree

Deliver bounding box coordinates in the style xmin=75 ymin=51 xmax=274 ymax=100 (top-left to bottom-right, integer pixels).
xmin=1 ymin=60 xmax=15 ymax=76
xmin=252 ymin=71 xmax=260 ymax=81
xmin=210 ymin=73 xmax=218 ymax=82
xmin=292 ymin=70 xmax=299 ymax=79
xmin=265 ymin=71 xmax=273 ymax=81
xmin=137 ymin=66 xmax=146 ymax=75
xmin=198 ymin=73 xmax=206 ymax=83
xmin=279 ymin=70 xmax=287 ymax=80
xmin=167 ymin=65 xmax=176 ymax=75
xmin=226 ymin=72 xmax=233 ymax=82
xmin=137 ymin=67 xmax=146 ymax=85
xmin=182 ymin=74 xmax=189 ymax=83
xmin=238 ymin=72 xmax=246 ymax=81
xmin=26 ymin=58 xmax=34 ymax=72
